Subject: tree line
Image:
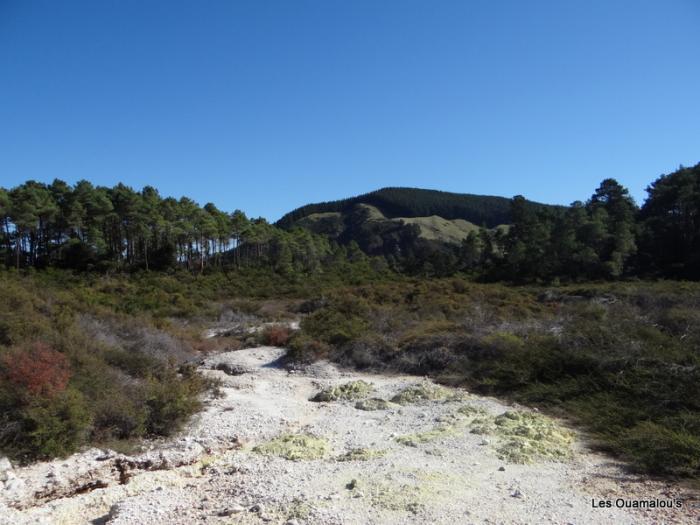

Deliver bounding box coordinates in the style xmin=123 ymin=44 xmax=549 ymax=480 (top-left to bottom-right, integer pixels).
xmin=1 ymin=162 xmax=698 ymax=280
xmin=0 ymin=180 xmax=352 ymax=275
xmin=455 ymin=163 xmax=700 ymax=281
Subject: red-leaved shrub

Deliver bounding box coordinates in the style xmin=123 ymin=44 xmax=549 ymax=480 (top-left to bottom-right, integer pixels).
xmin=2 ymin=342 xmax=71 ymax=398
xmin=262 ymin=325 xmax=291 ymax=347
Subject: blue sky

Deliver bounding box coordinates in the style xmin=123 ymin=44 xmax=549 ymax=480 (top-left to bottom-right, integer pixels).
xmin=1 ymin=1 xmax=698 ymax=221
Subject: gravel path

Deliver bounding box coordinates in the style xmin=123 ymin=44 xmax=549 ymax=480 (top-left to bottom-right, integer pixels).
xmin=1 ymin=346 xmax=697 ymax=524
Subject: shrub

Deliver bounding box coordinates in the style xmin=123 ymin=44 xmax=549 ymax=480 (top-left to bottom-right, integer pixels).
xmin=144 ymin=369 xmax=204 ymax=436
xmin=22 ymin=389 xmax=92 ymax=459
xmin=292 ymin=280 xmax=700 ymax=479
xmin=619 ymin=421 xmax=700 ymax=477
xmin=262 ymin=325 xmax=292 ymax=347
xmin=2 ymin=342 xmax=71 ymax=399
xmin=287 ymin=334 xmax=330 ymax=363
xmin=92 ymin=391 xmax=147 ymax=441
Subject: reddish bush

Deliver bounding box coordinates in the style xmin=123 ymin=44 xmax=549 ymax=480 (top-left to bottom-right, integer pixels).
xmin=2 ymin=342 xmax=71 ymax=398
xmin=262 ymin=325 xmax=291 ymax=347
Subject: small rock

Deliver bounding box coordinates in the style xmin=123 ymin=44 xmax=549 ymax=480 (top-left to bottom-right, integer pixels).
xmin=250 ymin=503 xmax=265 ymax=513
xmin=511 ymin=489 xmax=524 ymax=499
xmin=218 ymin=504 xmax=245 ymax=516
xmin=346 ymin=479 xmax=358 ymax=490
xmin=0 ymin=457 xmax=12 ymax=472
xmin=286 ymin=520 xmax=300 ymax=525
xmin=4 ymin=476 xmax=25 ymax=494
xmin=498 ymin=466 xmax=506 ymax=472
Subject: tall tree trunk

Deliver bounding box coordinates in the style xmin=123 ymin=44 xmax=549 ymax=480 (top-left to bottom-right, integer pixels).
xmin=144 ymin=239 xmax=149 ymax=271
xmin=15 ymin=228 xmax=21 ymax=269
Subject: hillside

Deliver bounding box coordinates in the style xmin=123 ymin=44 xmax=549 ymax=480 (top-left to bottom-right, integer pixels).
xmin=276 ymin=188 xmax=548 ymax=267
xmin=294 ymin=204 xmax=487 ymax=245
xmin=277 ymin=187 xmax=554 ymax=230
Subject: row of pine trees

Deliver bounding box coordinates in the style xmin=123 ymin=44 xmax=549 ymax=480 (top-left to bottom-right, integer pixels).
xmin=1 ymin=162 xmax=698 ymax=280
xmin=0 ymin=180 xmax=338 ymax=274
xmin=459 ymin=164 xmax=700 ymax=281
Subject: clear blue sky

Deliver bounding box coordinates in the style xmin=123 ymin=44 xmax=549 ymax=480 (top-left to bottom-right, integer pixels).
xmin=1 ymin=1 xmax=698 ymax=221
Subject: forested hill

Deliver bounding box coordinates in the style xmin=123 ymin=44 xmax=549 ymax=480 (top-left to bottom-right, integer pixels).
xmin=276 ymin=187 xmax=557 ymax=229
xmin=1 ymin=162 xmax=698 ymax=279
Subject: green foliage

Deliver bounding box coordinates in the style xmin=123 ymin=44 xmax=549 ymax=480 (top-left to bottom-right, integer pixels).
xmin=144 ymin=369 xmax=203 ymax=436
xmin=0 ymin=179 xmax=394 ymax=282
xmin=300 ymin=295 xmax=370 ymax=345
xmin=639 ymin=163 xmax=700 ymax=279
xmin=292 ymin=279 xmax=700 ymax=479
xmin=618 ymin=421 xmax=700 ymax=477
xmin=0 ymin=271 xmax=217 ymax=462
xmin=21 ymin=389 xmax=91 ymax=459
xmin=496 ymin=179 xmax=638 ymax=282
xmin=3 ymin=166 xmax=700 ymax=281
xmin=277 ymin=186 xmax=554 ymax=229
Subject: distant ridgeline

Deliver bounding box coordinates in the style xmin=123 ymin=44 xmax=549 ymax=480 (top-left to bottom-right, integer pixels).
xmin=276 ymin=187 xmax=560 ymax=273
xmin=277 ymin=187 xmax=556 ymax=228
xmin=1 ymin=162 xmax=699 ymax=280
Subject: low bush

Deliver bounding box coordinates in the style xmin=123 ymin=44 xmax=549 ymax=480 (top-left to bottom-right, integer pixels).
xmin=261 ymin=325 xmax=292 ymax=347
xmin=292 ymin=280 xmax=700 ymax=479
xmin=618 ymin=421 xmax=700 ymax=477
xmin=0 ymin=271 xmax=219 ymax=462
xmin=286 ymin=334 xmax=331 ymax=364
xmin=2 ymin=342 xmax=71 ymax=398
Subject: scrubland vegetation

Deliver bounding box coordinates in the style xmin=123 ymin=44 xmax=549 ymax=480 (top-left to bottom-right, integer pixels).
xmin=1 ymin=163 xmax=699 ymax=484
xmin=0 ymin=262 xmax=389 ymax=463
xmin=290 ymin=279 xmax=700 ymax=478
xmin=0 ymin=270 xmax=228 ymax=462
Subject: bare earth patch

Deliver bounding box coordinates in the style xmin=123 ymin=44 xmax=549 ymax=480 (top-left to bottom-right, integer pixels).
xmin=1 ymin=345 xmax=697 ymax=524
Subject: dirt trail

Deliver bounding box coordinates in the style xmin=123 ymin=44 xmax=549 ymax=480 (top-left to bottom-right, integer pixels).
xmin=1 ymin=346 xmax=696 ymax=524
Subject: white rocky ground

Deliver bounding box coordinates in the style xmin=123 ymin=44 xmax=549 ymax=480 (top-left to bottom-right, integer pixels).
xmin=1 ymin=346 xmax=697 ymax=524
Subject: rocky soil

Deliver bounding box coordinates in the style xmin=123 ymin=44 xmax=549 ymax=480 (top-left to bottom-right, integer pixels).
xmin=1 ymin=346 xmax=697 ymax=524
